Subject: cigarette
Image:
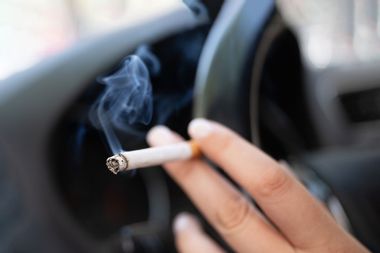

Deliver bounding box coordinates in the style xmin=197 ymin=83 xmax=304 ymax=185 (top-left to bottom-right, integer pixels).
xmin=106 ymin=140 xmax=200 ymax=174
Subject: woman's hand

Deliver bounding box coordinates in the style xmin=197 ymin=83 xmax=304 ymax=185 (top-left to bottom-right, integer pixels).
xmin=147 ymin=119 xmax=369 ymax=253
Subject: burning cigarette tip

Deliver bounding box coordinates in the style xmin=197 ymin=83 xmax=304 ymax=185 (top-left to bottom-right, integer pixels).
xmin=106 ymin=155 xmax=128 ymax=174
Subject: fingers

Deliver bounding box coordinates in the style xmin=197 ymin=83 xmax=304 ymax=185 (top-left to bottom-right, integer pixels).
xmin=187 ymin=119 xmax=343 ymax=248
xmin=147 ymin=126 xmax=293 ymax=253
xmin=173 ymin=213 xmax=224 ymax=253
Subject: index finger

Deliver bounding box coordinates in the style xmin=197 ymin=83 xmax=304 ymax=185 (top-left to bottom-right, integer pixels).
xmin=187 ymin=118 xmax=343 ymax=249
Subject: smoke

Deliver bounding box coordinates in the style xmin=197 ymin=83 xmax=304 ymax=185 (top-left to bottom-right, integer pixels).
xmin=101 ymin=56 xmax=153 ymax=127
xmin=152 ymin=90 xmax=193 ymax=125
xmin=91 ymin=47 xmax=156 ymax=154
xmin=90 ymin=24 xmax=206 ymax=155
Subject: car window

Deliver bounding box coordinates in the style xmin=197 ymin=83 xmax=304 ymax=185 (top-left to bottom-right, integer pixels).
xmin=0 ymin=0 xmax=179 ymax=81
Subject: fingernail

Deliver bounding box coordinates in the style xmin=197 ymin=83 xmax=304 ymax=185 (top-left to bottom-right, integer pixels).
xmin=173 ymin=213 xmax=199 ymax=233
xmin=188 ymin=118 xmax=213 ymax=139
xmin=147 ymin=125 xmax=175 ymax=146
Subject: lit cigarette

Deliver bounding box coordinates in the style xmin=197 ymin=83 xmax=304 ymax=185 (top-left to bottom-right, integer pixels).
xmin=106 ymin=141 xmax=200 ymax=174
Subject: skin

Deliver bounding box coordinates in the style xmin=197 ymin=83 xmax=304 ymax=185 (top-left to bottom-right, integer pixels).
xmin=147 ymin=118 xmax=370 ymax=253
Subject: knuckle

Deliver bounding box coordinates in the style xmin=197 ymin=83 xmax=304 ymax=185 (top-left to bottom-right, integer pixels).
xmin=213 ymin=132 xmax=238 ymax=159
xmin=216 ymin=133 xmax=236 ymax=151
xmin=216 ymin=194 xmax=251 ymax=233
xmin=169 ymin=163 xmax=193 ymax=179
xmin=166 ymin=160 xmax=202 ymax=183
xmin=253 ymin=164 xmax=291 ymax=199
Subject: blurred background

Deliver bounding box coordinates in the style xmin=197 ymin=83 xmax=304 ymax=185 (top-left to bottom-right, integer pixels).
xmin=0 ymin=0 xmax=380 ymax=252
xmin=0 ymin=0 xmax=181 ymax=81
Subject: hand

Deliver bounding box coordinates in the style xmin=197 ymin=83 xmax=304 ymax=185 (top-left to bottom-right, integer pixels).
xmin=147 ymin=119 xmax=369 ymax=253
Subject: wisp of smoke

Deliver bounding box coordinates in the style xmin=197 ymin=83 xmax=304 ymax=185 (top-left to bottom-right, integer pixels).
xmin=100 ymin=56 xmax=153 ymax=128
xmin=153 ymin=90 xmax=193 ymax=125
xmin=91 ymin=49 xmax=155 ymax=154
xmin=89 ymin=33 xmax=203 ymax=154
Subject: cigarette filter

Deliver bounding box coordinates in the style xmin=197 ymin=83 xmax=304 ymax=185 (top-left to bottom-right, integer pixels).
xmin=106 ymin=141 xmax=200 ymax=174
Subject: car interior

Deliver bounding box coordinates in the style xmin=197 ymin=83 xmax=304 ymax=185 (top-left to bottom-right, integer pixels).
xmin=0 ymin=1 xmax=379 ymax=252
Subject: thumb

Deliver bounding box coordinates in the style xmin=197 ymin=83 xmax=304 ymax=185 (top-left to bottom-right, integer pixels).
xmin=174 ymin=213 xmax=225 ymax=253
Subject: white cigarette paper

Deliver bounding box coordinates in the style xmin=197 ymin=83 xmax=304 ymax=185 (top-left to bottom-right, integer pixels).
xmin=106 ymin=141 xmax=200 ymax=174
